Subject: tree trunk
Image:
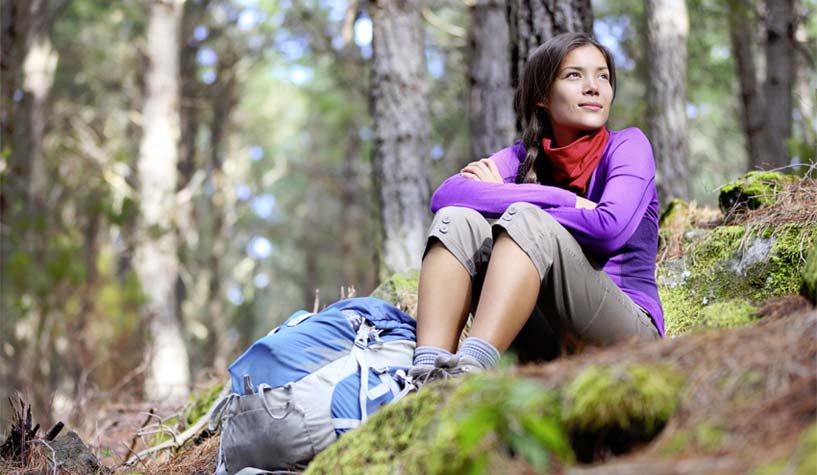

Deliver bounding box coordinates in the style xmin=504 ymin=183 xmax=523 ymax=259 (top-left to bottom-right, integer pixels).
xmin=205 ymin=59 xmax=237 ymax=373
xmin=645 ymin=0 xmax=690 ymax=204
xmin=762 ymin=0 xmax=796 ymax=169
xmin=370 ymin=0 xmax=432 ymax=278
xmin=135 ymin=0 xmax=190 ymax=402
xmin=727 ymin=0 xmax=768 ymax=170
xmin=21 ymin=0 xmax=56 ymax=217
xmin=792 ymin=18 xmax=815 ymax=158
xmin=469 ymin=0 xmax=515 ymax=160
xmin=508 ymin=0 xmax=593 ymax=105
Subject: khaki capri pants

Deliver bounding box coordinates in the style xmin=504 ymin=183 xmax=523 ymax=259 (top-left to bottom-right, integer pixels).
xmin=426 ymin=203 xmax=659 ymax=362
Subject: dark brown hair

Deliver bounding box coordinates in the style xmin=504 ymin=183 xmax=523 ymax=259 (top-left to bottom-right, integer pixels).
xmin=514 ymin=32 xmax=617 ymax=184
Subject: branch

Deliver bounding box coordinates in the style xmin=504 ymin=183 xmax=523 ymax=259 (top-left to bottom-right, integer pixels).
xmin=124 ymin=383 xmax=230 ymax=466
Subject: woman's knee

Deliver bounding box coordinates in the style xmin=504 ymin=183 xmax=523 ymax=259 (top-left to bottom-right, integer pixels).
xmin=426 ymin=207 xmax=493 ymax=275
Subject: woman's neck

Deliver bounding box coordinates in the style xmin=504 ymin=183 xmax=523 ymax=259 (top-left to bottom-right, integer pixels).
xmin=551 ymin=128 xmax=582 ymax=148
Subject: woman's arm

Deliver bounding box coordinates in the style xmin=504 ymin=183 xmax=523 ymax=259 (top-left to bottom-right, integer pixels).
xmin=430 ymin=146 xmax=577 ymax=217
xmin=546 ymin=128 xmax=656 ymax=254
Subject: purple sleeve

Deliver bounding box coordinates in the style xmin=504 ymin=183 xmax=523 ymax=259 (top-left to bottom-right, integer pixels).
xmin=430 ymin=145 xmax=577 ymax=217
xmin=546 ymin=129 xmax=656 ymax=254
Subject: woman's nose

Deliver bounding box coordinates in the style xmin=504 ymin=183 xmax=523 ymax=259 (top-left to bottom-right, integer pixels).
xmin=584 ymin=77 xmax=599 ymax=95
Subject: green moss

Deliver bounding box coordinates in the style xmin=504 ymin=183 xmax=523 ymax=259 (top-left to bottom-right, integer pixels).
xmin=422 ymin=374 xmax=572 ymax=474
xmin=183 ymin=382 xmax=226 ymax=426
xmin=660 ymin=421 xmax=726 ymax=455
xmin=305 ymin=382 xmax=444 ymax=475
xmin=750 ymin=423 xmax=817 ymax=475
xmin=562 ymin=364 xmax=684 ymax=434
xmin=659 ymin=198 xmax=690 ymax=227
xmin=719 ymin=171 xmax=797 ymax=214
xmin=369 ymin=270 xmax=419 ymax=317
xmin=697 ymin=300 xmax=758 ymax=329
xmin=659 ymin=222 xmax=817 ymax=335
xmin=800 ymin=243 xmax=817 ymax=304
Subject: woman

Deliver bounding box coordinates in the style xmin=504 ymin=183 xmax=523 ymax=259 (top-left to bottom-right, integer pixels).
xmin=409 ymin=32 xmax=663 ymax=385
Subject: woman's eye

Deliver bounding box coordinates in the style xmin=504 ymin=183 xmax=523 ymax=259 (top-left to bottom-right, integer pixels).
xmin=600 ymin=73 xmax=610 ymax=80
xmin=566 ymin=71 xmax=580 ymax=78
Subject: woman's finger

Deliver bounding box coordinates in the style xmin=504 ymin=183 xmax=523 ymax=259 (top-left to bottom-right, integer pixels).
xmin=461 ymin=162 xmax=490 ymax=180
xmin=481 ymin=159 xmax=503 ymax=183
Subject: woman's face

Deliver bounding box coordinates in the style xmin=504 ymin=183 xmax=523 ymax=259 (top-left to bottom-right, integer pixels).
xmin=541 ymin=44 xmax=613 ymax=146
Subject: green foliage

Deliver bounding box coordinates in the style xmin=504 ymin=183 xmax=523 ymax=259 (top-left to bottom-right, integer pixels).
xmin=422 ymin=374 xmax=572 ymax=474
xmin=183 ymin=383 xmax=226 ymax=426
xmin=562 ymin=364 xmax=683 ymax=434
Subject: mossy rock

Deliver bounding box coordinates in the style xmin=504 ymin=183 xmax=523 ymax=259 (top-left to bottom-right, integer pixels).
xmin=306 ymin=364 xmax=683 ymax=474
xmin=718 ymin=170 xmax=796 ymax=214
xmin=658 ymin=222 xmax=817 ymax=335
xmin=800 ymin=244 xmax=817 ymax=305
xmin=659 ymin=198 xmax=690 ymax=228
xmin=370 ymin=269 xmax=419 ymax=318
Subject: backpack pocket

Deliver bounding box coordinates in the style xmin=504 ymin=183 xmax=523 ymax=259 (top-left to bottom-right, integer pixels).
xmin=219 ymin=384 xmax=317 ymax=473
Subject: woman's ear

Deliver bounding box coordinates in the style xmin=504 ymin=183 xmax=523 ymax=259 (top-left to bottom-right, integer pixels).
xmin=536 ymin=100 xmax=548 ymax=110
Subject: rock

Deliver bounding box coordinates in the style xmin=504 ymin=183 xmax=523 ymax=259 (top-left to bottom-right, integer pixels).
xmin=658 ymin=222 xmax=817 ymax=335
xmin=50 ymin=431 xmax=110 ymax=474
xmin=718 ymin=170 xmax=796 ymax=215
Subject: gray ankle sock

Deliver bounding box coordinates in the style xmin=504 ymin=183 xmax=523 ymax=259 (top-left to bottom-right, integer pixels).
xmin=413 ymin=346 xmax=453 ymax=366
xmin=459 ymin=337 xmax=500 ymax=369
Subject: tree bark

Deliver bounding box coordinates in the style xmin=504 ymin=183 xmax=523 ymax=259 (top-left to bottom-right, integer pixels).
xmin=727 ymin=0 xmax=768 ymax=170
xmin=792 ymin=18 xmax=815 ymax=158
xmin=645 ymin=0 xmax=690 ymax=203
xmin=370 ymin=0 xmax=432 ymax=278
xmin=135 ymin=0 xmax=190 ymax=402
xmin=21 ymin=0 xmax=56 ymax=216
xmin=468 ymin=0 xmax=515 ymax=160
xmin=508 ymin=0 xmax=593 ymax=106
xmin=762 ymin=0 xmax=796 ymax=169
xmin=205 ymin=57 xmax=237 ymax=373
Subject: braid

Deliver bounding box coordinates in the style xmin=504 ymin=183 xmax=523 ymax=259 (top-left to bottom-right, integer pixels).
xmin=515 ymin=107 xmax=550 ymax=184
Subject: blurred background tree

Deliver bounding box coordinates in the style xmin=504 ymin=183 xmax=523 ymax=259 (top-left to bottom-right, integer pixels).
xmin=0 ymin=0 xmax=814 ymax=434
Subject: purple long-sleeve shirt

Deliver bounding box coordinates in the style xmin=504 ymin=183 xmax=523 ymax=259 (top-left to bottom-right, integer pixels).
xmin=430 ymin=127 xmax=664 ymax=336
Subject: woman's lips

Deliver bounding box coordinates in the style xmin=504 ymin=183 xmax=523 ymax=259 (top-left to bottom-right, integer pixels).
xmin=579 ymin=103 xmax=603 ymax=110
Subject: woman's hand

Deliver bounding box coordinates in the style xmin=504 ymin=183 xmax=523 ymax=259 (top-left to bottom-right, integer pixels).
xmin=576 ymin=196 xmax=597 ymax=209
xmin=460 ymin=158 xmax=503 ymax=183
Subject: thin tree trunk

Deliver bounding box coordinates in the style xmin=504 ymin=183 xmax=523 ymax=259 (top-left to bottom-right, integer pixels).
xmin=508 ymin=0 xmax=593 ymax=107
xmin=727 ymin=0 xmax=768 ymax=170
xmin=645 ymin=0 xmax=690 ymax=203
xmin=793 ymin=22 xmax=815 ymax=159
xmin=370 ymin=0 xmax=432 ymax=278
xmin=22 ymin=0 xmax=56 ymax=217
xmin=135 ymin=0 xmax=190 ymax=402
xmin=469 ymin=0 xmax=515 ymax=160
xmin=205 ymin=62 xmax=237 ymax=372
xmin=342 ymin=133 xmax=363 ymax=287
xmin=762 ymin=0 xmax=796 ymax=169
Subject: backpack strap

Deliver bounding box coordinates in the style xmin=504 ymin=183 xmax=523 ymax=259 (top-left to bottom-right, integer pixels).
xmin=350 ymin=322 xmax=413 ymax=424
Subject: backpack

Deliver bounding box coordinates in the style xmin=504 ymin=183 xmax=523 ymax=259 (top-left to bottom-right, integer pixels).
xmin=209 ymin=297 xmax=416 ymax=474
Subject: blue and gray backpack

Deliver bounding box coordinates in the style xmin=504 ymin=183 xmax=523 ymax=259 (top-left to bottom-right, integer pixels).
xmin=209 ymin=297 xmax=416 ymax=474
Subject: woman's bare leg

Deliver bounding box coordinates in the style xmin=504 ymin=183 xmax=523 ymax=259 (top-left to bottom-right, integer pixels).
xmin=415 ymin=240 xmax=473 ymax=352
xmin=468 ymin=231 xmax=540 ymax=352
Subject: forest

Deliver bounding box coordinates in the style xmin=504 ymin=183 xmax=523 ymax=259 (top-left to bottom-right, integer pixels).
xmin=0 ymin=0 xmax=815 ymax=473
